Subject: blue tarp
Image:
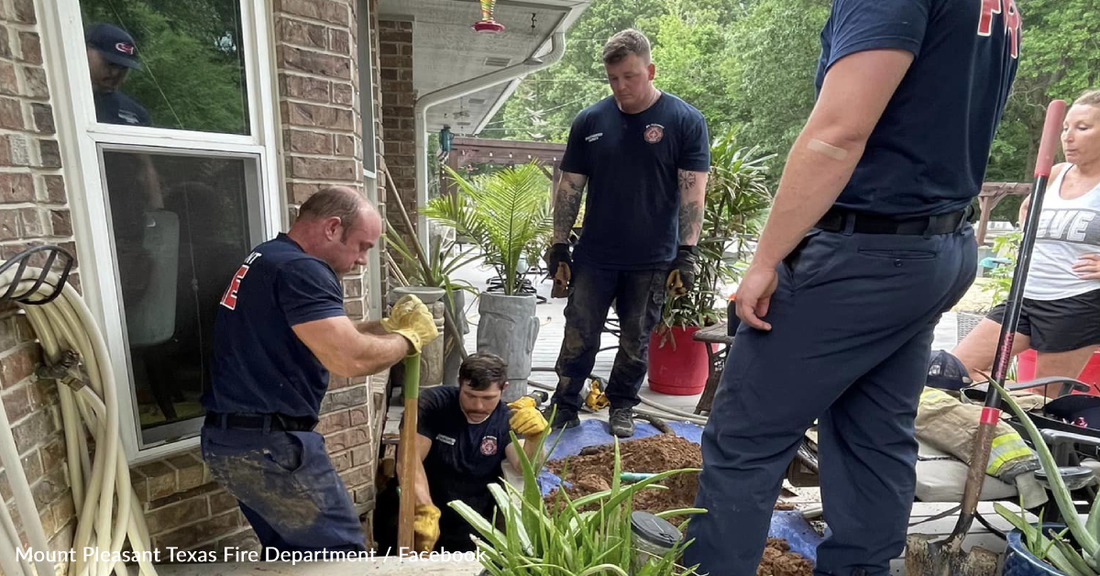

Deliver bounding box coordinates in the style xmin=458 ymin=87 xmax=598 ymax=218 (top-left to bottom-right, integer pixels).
xmin=534 ymin=418 xmax=828 ymax=565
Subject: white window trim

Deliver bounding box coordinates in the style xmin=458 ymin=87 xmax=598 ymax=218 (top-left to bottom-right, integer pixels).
xmin=40 ymin=0 xmax=284 ymax=464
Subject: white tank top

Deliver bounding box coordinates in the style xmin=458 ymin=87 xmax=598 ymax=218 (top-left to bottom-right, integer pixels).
xmin=1025 ymin=165 xmax=1100 ymax=301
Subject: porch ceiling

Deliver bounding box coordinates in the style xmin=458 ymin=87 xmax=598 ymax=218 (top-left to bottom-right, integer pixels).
xmin=378 ymin=0 xmax=588 ymax=136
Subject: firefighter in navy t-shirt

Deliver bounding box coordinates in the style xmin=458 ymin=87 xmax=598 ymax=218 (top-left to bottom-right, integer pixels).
xmin=85 ymin=23 xmax=151 ymax=127
xmin=387 ymin=353 xmax=547 ymax=554
xmin=200 ymin=187 xmax=439 ymax=553
xmin=684 ymin=0 xmax=1021 ymax=573
xmin=544 ymin=29 xmax=710 ymax=438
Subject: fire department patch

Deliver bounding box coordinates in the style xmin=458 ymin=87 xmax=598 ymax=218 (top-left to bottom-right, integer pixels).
xmin=480 ymin=435 xmax=498 ymax=456
xmin=644 ymin=123 xmax=665 ymax=144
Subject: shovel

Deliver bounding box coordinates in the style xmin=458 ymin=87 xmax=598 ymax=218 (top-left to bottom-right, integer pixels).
xmin=397 ymin=353 xmax=421 ymax=552
xmin=905 ymin=99 xmax=1067 ymax=576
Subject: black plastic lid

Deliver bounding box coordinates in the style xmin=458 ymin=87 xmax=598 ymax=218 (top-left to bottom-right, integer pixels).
xmin=630 ymin=511 xmax=682 ymax=548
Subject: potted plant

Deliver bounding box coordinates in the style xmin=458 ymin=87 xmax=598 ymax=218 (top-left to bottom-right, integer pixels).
xmin=425 ymin=162 xmax=553 ymax=401
xmin=449 ymin=428 xmax=706 ymax=575
xmin=992 ymin=378 xmax=1100 ymax=576
xmin=385 ymin=221 xmax=480 ymax=386
xmin=648 ymin=128 xmax=773 ymax=395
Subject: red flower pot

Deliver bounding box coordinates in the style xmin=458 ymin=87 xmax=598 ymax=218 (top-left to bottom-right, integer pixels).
xmin=647 ymin=326 xmax=712 ymax=395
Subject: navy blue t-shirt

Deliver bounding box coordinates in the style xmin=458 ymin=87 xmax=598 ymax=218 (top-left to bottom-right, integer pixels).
xmin=94 ymin=91 xmax=151 ymax=126
xmin=414 ymin=386 xmax=512 ymax=550
xmin=202 ymin=234 xmax=345 ymax=420
xmin=561 ymin=93 xmax=710 ymax=269
xmin=817 ymin=0 xmax=1020 ymax=216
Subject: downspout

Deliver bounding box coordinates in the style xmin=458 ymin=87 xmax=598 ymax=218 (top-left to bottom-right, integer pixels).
xmin=413 ymin=29 xmax=567 ymax=245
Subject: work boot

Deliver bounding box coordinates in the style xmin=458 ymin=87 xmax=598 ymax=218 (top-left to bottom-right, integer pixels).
xmin=543 ymin=405 xmax=580 ymax=430
xmin=609 ymin=408 xmax=635 ymax=438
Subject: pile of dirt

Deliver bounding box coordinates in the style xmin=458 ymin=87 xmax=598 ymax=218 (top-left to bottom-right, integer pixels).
xmin=544 ymin=434 xmax=813 ymax=576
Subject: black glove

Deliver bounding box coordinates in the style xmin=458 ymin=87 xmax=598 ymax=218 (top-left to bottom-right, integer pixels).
xmin=547 ymin=243 xmax=572 ymax=297
xmin=666 ymin=245 xmax=697 ymax=295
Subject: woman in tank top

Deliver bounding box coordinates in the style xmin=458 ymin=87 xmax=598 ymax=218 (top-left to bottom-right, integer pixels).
xmin=951 ymin=89 xmax=1100 ymax=390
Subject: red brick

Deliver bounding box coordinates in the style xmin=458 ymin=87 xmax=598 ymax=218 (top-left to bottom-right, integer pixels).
xmin=30 ymin=467 xmax=64 ymax=509
xmin=277 ymin=18 xmax=326 ymax=49
xmin=338 ymin=464 xmax=371 ymax=489
xmin=333 ymin=83 xmax=354 ymax=106
xmin=21 ymin=66 xmax=47 ymax=99
xmin=281 ymin=73 xmax=330 ymax=102
xmin=0 ymin=208 xmax=20 ymax=239
xmin=49 ymin=210 xmax=70 ymax=236
xmin=31 ymin=103 xmax=53 ymax=133
xmin=331 ymin=450 xmax=351 ymax=472
xmin=276 ymin=0 xmax=349 ymax=26
xmin=329 ymin=29 xmax=351 ymax=55
xmin=0 ymin=135 xmax=9 ymax=166
xmin=0 ymin=26 xmax=11 ymax=59
xmin=317 ymin=410 xmax=350 ymax=435
xmin=350 ymin=444 xmax=370 ymax=466
xmin=349 ymin=405 xmax=368 ymax=425
xmin=145 ymin=499 xmax=210 ymax=535
xmin=19 ymin=449 xmax=41 ymax=484
xmin=286 ymin=129 xmax=332 ymax=154
xmin=50 ymin=496 xmax=75 ymax=537
xmin=1 ymin=173 xmax=34 ymax=203
xmin=0 ymin=62 xmax=18 ymax=96
xmin=335 ymin=134 xmax=355 ymax=157
xmin=18 ymin=32 xmax=41 ymax=65
xmin=290 ymin=157 xmax=356 ymax=180
xmin=0 ymin=344 xmax=40 ymax=388
xmin=290 ymin=182 xmax=322 ymax=204
xmin=38 ymin=139 xmax=60 ymax=168
xmin=2 ymin=385 xmax=31 ymax=421
xmin=157 ymin=509 xmax=240 ymax=550
xmin=344 ymin=299 xmax=363 ymax=318
xmin=208 ymin=490 xmax=238 ymax=514
xmin=278 ymin=46 xmax=351 ymax=80
xmin=43 ymin=175 xmax=64 ymax=202
xmin=282 ymin=102 xmax=354 ymax=130
xmin=39 ymin=436 xmax=64 ymax=471
xmin=11 ymin=409 xmax=52 ymax=454
xmin=0 ymin=97 xmax=22 ymax=129
xmin=13 ymin=0 xmax=35 ymax=24
xmin=19 ymin=208 xmax=43 ymax=237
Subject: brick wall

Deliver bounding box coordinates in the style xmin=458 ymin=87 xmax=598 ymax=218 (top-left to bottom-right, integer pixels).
xmin=378 ymin=18 xmax=416 ymax=242
xmin=0 ymin=0 xmax=80 ymax=556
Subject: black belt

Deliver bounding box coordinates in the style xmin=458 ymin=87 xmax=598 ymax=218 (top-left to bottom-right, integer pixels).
xmin=814 ymin=207 xmax=970 ymax=235
xmin=205 ymin=412 xmax=317 ymax=432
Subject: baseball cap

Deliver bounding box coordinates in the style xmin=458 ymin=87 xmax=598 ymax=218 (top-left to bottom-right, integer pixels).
xmin=85 ymin=23 xmax=142 ymax=69
xmin=927 ymin=350 xmax=973 ymax=391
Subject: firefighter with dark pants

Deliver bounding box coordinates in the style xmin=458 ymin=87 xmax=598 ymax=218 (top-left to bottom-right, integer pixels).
xmin=684 ymin=0 xmax=1021 ymax=574
xmin=201 ymin=187 xmax=439 ymax=553
xmin=545 ymin=29 xmax=710 ymax=437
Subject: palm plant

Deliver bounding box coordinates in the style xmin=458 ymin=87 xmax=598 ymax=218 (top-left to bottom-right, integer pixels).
xmin=992 ymin=378 xmax=1100 ymax=576
xmin=426 ymin=162 xmax=554 ymax=296
xmin=449 ymin=426 xmax=706 ymax=576
xmin=658 ymin=127 xmax=774 ymax=332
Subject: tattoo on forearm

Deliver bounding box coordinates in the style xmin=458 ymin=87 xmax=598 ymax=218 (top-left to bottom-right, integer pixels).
xmin=678 ymin=170 xmax=697 ymax=193
xmin=679 ymin=200 xmax=703 ymax=244
xmin=553 ymin=175 xmax=585 ymax=243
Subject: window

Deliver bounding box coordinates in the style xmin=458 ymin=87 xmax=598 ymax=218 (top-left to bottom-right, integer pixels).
xmin=42 ymin=0 xmax=282 ymax=461
xmin=358 ymin=0 xmax=382 ymax=321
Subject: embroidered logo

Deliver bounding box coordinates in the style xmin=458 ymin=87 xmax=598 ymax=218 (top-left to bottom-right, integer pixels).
xmin=480 ymin=435 xmax=498 ymax=456
xmin=644 ymin=124 xmax=665 ymax=144
xmin=585 ymin=132 xmax=603 ymax=142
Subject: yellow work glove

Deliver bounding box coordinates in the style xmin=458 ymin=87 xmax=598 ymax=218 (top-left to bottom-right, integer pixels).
xmin=509 ymin=403 xmax=548 ymax=439
xmin=381 ymin=295 xmax=439 ymax=354
xmin=508 ymin=396 xmax=537 ymax=411
xmin=412 ymin=504 xmax=440 ymax=553
xmin=585 ymin=378 xmax=609 ymax=411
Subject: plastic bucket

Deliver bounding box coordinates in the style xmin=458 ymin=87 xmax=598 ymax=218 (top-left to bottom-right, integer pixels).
xmin=647 ymin=326 xmax=711 ymax=395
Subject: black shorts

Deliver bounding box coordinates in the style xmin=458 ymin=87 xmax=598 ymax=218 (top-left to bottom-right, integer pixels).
xmin=986 ymin=290 xmax=1100 ymax=353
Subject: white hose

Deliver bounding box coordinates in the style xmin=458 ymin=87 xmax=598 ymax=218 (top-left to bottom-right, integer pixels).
xmin=0 ymin=269 xmax=157 ymax=576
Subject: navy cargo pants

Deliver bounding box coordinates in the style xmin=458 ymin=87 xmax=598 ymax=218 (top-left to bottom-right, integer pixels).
xmin=201 ymin=422 xmax=367 ymax=553
xmin=552 ymin=262 xmax=667 ymax=415
xmin=684 ymin=221 xmax=976 ymax=576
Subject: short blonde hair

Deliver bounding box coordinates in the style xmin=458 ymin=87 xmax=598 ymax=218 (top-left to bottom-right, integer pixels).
xmin=1074 ymin=89 xmax=1100 ymax=108
xmin=602 ymin=29 xmax=650 ymax=65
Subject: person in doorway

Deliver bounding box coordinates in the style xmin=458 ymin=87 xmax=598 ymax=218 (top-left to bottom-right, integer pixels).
xmin=684 ymin=0 xmax=1021 ymax=573
xmin=201 ymin=187 xmax=439 ymax=553
xmin=953 ymin=90 xmax=1100 ymax=390
xmin=392 ymin=352 xmax=547 ymax=554
xmin=544 ymin=29 xmax=710 ymax=438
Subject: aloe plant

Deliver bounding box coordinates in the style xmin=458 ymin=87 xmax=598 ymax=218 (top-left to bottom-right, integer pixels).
xmin=991 ymin=379 xmax=1100 ymax=575
xmin=448 ymin=426 xmax=706 ymax=576
xmin=426 ymin=162 xmax=553 ymax=296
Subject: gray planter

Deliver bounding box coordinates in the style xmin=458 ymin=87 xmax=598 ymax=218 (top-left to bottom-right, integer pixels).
xmin=476 ymin=292 xmax=539 ymax=402
xmin=442 ymin=290 xmax=469 ymax=387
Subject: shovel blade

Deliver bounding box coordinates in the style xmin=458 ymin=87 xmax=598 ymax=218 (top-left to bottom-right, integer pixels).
xmin=905 ymin=535 xmax=1000 ymax=576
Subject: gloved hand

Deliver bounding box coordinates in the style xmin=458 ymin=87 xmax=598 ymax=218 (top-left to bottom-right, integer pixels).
xmin=381 ymin=295 xmax=439 ymax=354
xmin=666 ymin=245 xmax=697 ymax=296
xmin=585 ymin=378 xmax=609 ymax=411
xmin=508 ymin=399 xmax=548 ymax=438
xmin=412 ymin=504 xmax=441 ymax=553
xmin=546 ymin=243 xmax=572 ymax=298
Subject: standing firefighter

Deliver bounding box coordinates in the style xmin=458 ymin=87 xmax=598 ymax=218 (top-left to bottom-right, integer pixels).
xmin=685 ymin=0 xmax=1021 ymax=574
xmin=544 ymin=29 xmax=710 ymax=438
xmin=201 ymin=187 xmax=439 ymax=553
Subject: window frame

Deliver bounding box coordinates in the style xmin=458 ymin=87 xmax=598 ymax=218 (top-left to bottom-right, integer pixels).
xmin=357 ymin=0 xmax=382 ymax=321
xmin=41 ymin=0 xmax=284 ymax=464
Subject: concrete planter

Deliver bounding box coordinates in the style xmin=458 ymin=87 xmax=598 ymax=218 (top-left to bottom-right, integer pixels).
xmin=476 ymin=292 xmax=539 ymax=402
xmin=442 ymin=289 xmax=469 ymax=386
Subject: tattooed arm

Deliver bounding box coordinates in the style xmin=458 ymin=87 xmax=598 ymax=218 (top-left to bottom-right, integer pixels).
xmin=553 ymin=171 xmax=588 ymax=244
xmin=677 ymin=169 xmax=708 ymax=246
